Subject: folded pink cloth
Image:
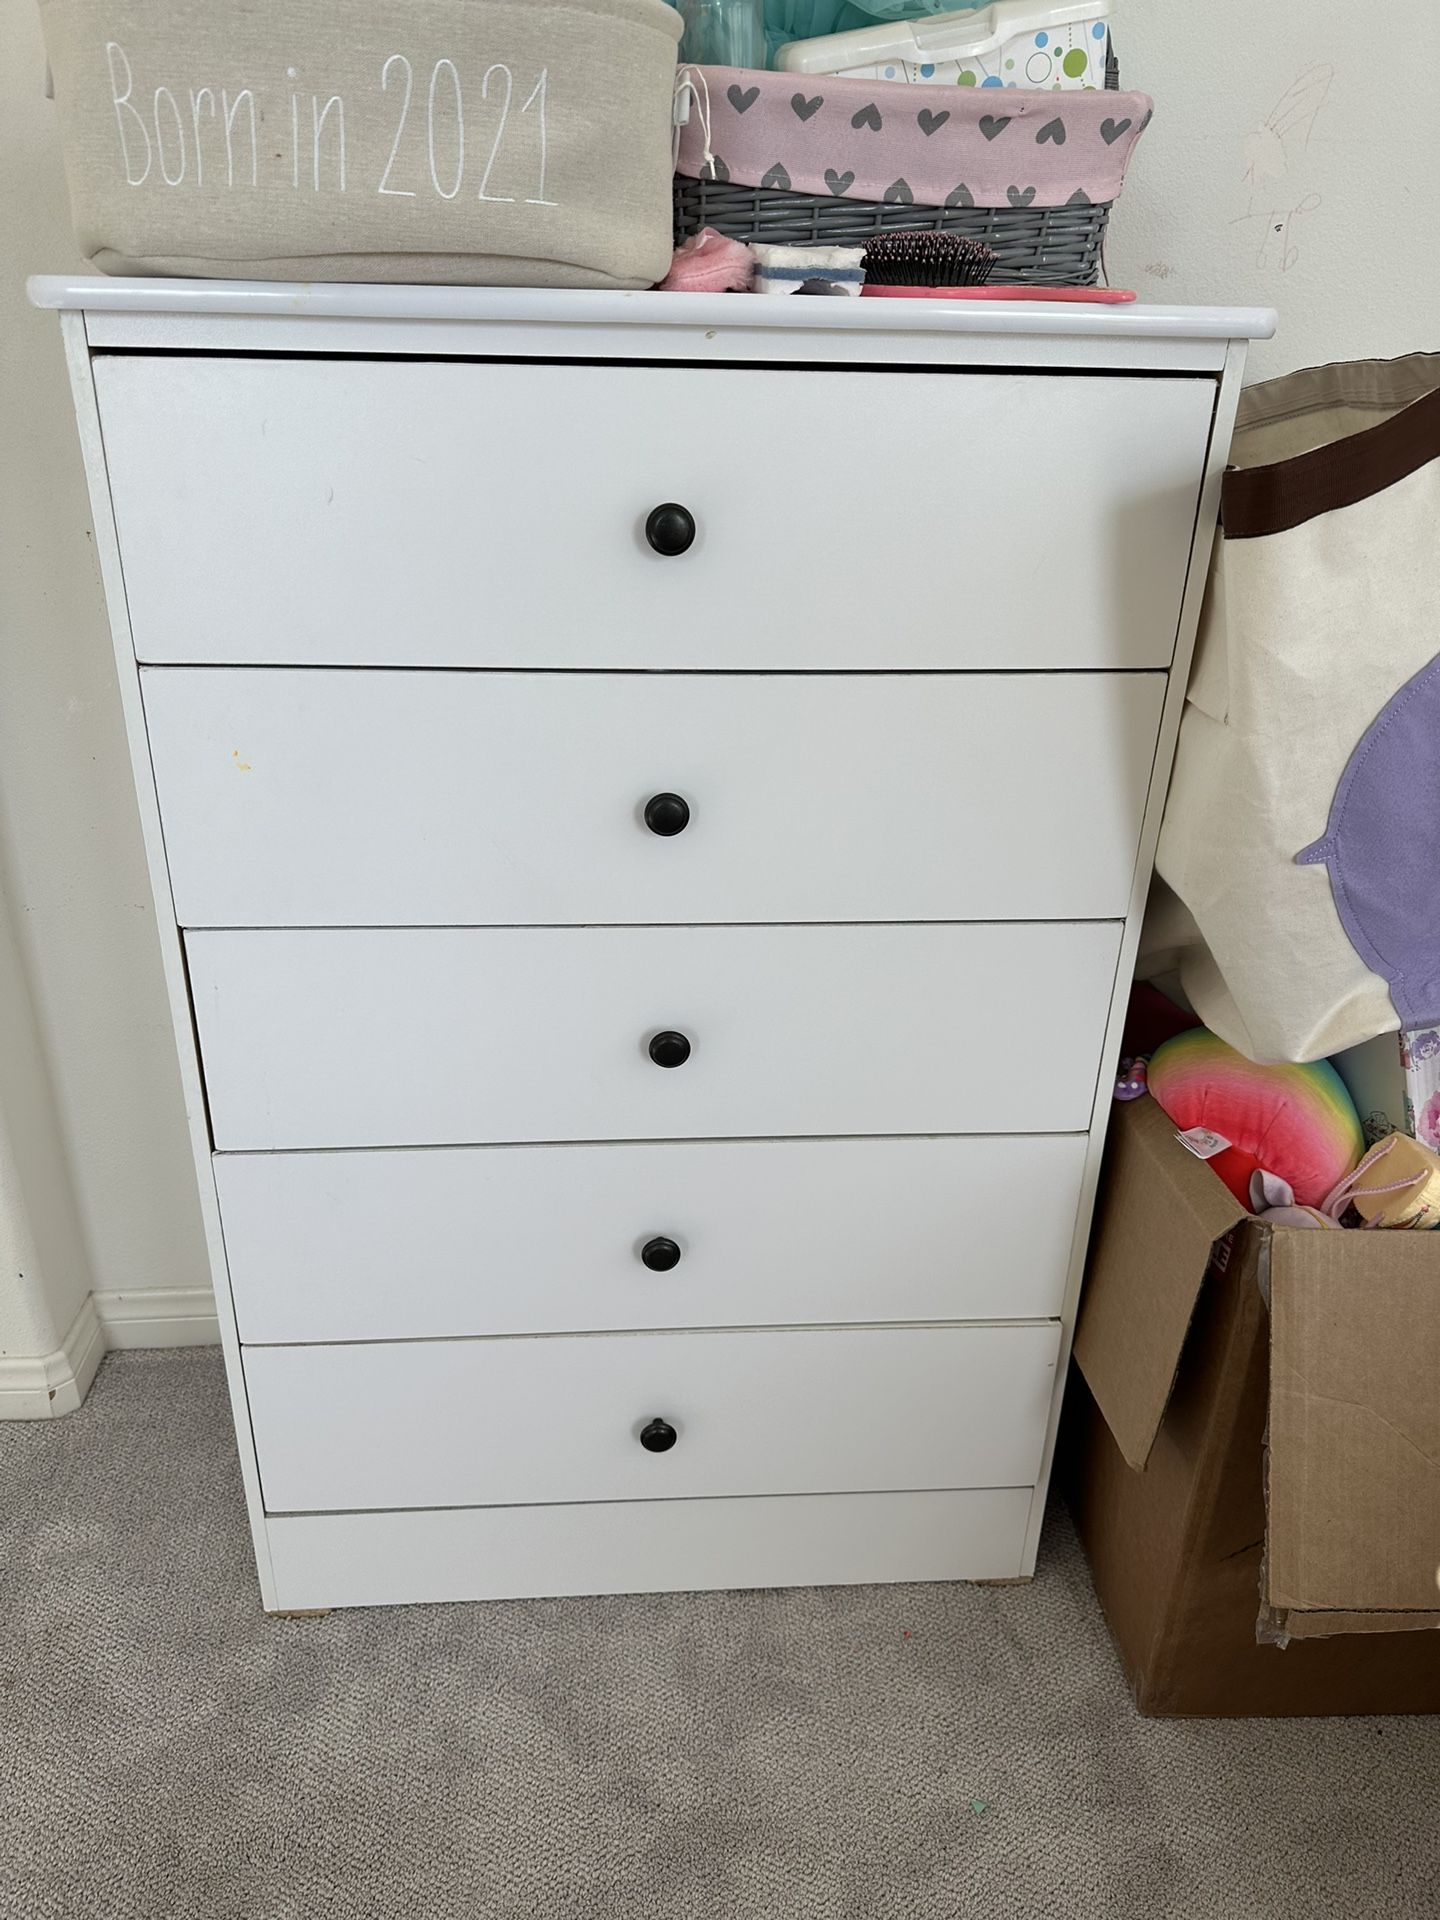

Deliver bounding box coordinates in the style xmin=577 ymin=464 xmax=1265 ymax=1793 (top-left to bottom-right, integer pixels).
xmin=658 ymin=227 xmax=755 ymax=293
xmin=676 ymin=67 xmax=1152 ymax=210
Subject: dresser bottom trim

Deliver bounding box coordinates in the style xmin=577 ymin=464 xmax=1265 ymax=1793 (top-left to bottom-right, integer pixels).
xmin=265 ymin=1487 xmax=1034 ymax=1610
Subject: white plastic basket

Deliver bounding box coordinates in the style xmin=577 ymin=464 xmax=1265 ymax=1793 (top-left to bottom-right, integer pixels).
xmin=776 ymin=1 xmax=1112 ymax=91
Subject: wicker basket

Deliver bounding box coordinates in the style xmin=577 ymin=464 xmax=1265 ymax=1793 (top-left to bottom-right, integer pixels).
xmin=673 ymin=179 xmax=1108 ymax=285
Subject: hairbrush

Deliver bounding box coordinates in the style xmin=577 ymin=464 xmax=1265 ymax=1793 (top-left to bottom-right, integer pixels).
xmin=859 ymin=229 xmax=1136 ymax=303
xmin=861 ymin=231 xmax=997 ymax=288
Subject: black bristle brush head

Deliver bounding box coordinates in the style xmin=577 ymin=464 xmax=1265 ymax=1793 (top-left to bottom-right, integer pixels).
xmin=861 ymin=231 xmax=998 ymax=287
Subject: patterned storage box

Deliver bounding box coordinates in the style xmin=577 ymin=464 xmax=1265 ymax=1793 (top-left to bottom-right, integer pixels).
xmin=1333 ymin=1030 xmax=1440 ymax=1152
xmin=674 ymin=65 xmax=1151 ymax=282
xmin=775 ymin=1 xmax=1115 ymax=92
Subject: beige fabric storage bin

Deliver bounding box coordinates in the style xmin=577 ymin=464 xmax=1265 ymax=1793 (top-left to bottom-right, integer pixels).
xmin=40 ymin=0 xmax=683 ymax=288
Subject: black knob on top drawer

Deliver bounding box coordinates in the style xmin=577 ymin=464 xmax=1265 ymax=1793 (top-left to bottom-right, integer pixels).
xmin=645 ymin=503 xmax=696 ymax=557
xmin=648 ymin=1030 xmax=692 ymax=1069
xmin=640 ymin=1418 xmax=678 ymax=1453
xmin=641 ymin=1237 xmax=682 ymax=1272
xmin=644 ymin=792 xmax=691 ymax=837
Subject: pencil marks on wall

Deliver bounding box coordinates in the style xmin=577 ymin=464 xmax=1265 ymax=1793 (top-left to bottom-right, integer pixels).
xmin=1241 ymin=63 xmax=1333 ymax=189
xmin=1234 ymin=63 xmax=1334 ymax=273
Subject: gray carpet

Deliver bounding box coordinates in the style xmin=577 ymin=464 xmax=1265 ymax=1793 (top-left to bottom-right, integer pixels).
xmin=2 ymin=1351 xmax=1436 ymax=1920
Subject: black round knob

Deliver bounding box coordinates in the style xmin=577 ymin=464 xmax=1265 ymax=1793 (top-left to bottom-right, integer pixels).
xmin=644 ymin=792 xmax=690 ymax=837
xmin=640 ymin=1418 xmax=678 ymax=1453
xmin=645 ymin=503 xmax=696 ymax=557
xmin=648 ymin=1030 xmax=692 ymax=1069
xmin=641 ymin=1236 xmax=682 ymax=1272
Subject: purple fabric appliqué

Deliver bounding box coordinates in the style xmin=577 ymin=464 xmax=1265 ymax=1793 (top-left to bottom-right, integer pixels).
xmin=1296 ymin=652 xmax=1440 ymax=1028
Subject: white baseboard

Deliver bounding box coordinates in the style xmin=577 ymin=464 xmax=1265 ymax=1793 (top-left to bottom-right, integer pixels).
xmin=0 ymin=1286 xmax=218 ymax=1420
xmin=93 ymin=1285 xmax=220 ymax=1349
xmin=0 ymin=1293 xmax=105 ymax=1420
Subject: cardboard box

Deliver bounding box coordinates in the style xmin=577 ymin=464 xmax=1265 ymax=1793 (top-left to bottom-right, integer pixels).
xmin=1063 ymin=1094 xmax=1440 ymax=1716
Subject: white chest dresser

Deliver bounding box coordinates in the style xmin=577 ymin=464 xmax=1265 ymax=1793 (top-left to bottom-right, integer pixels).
xmin=37 ymin=278 xmax=1271 ymax=1612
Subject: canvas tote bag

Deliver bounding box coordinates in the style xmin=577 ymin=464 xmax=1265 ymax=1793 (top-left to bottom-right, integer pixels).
xmin=1143 ymin=353 xmax=1440 ymax=1064
xmin=40 ymin=0 xmax=683 ymax=287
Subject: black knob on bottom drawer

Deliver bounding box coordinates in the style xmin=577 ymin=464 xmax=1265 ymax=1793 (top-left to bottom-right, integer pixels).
xmin=645 ymin=503 xmax=696 ymax=557
xmin=640 ymin=1418 xmax=678 ymax=1453
xmin=644 ymin=792 xmax=691 ymax=837
xmin=641 ymin=1237 xmax=683 ymax=1272
xmin=648 ymin=1030 xmax=692 ymax=1069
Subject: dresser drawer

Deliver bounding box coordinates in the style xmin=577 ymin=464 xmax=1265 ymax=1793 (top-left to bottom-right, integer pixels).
xmin=245 ymin=1323 xmax=1061 ymax=1513
xmin=188 ymin=921 xmax=1121 ymax=1150
xmin=96 ymin=355 xmax=1214 ymax=671
xmin=146 ymin=668 xmax=1163 ymax=928
xmin=265 ymin=1489 xmax=1035 ymax=1608
xmin=216 ymin=1133 xmax=1087 ymax=1342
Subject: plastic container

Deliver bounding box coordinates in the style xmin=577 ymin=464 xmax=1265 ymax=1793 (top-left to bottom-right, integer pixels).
xmin=776 ymin=1 xmax=1113 ymax=90
xmin=678 ymin=0 xmax=766 ymax=67
xmin=39 ymin=0 xmax=684 ymax=287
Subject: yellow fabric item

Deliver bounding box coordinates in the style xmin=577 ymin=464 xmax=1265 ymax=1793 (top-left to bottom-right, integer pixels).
xmin=1343 ymin=1133 xmax=1440 ymax=1230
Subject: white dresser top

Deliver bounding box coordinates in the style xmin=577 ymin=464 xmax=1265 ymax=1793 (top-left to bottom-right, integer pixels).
xmin=31 ymin=276 xmax=1274 ymax=373
xmin=29 ymin=275 xmax=1275 ymax=338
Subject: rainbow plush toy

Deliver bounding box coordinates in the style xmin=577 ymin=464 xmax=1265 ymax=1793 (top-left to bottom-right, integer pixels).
xmin=1147 ymin=1027 xmax=1365 ymax=1211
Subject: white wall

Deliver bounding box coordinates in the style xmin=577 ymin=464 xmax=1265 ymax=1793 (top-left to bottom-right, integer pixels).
xmin=1 ymin=0 xmax=215 ymax=1386
xmin=0 ymin=0 xmax=1434 ymax=1384
xmin=0 ymin=885 xmax=99 ymax=1411
xmin=1110 ymin=2 xmax=1439 ymax=382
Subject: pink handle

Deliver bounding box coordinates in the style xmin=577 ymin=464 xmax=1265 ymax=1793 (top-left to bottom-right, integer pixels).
xmin=861 ymin=284 xmax=1137 ymax=303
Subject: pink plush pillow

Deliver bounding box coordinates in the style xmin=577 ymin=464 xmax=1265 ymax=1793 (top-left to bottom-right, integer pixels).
xmin=1147 ymin=1027 xmax=1364 ymax=1209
